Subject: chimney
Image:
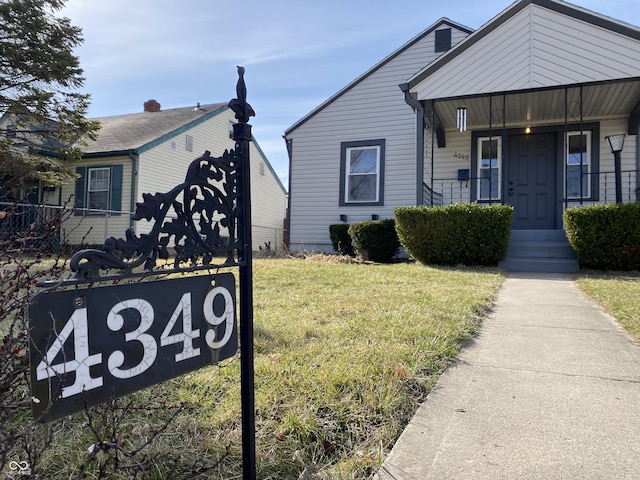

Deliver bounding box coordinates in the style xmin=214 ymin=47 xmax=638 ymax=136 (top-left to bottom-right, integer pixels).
xmin=143 ymin=99 xmax=161 ymax=112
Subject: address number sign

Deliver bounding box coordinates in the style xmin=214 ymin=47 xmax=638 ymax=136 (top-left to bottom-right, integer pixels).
xmin=29 ymin=274 xmax=238 ymax=422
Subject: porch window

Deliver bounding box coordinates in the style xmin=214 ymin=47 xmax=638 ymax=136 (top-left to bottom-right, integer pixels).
xmin=477 ymin=137 xmax=501 ymax=200
xmin=566 ymin=131 xmax=591 ymax=198
xmin=339 ymin=139 xmax=385 ymax=206
xmin=88 ymin=167 xmax=110 ymax=210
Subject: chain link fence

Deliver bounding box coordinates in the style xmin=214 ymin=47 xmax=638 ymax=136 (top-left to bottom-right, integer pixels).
xmin=0 ymin=202 xmax=286 ymax=255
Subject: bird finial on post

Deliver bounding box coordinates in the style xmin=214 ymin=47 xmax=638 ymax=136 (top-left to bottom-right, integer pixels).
xmin=228 ymin=66 xmax=255 ymax=124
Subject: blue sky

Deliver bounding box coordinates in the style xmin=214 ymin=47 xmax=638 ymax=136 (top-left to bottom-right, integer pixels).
xmin=62 ymin=0 xmax=640 ymax=187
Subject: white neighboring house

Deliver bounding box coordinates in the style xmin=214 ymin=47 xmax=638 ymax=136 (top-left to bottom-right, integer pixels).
xmin=284 ymin=0 xmax=640 ymax=253
xmin=60 ymin=100 xmax=287 ymax=250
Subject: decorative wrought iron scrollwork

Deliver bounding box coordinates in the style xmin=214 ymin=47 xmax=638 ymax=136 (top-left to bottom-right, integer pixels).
xmin=70 ymin=149 xmax=239 ymax=282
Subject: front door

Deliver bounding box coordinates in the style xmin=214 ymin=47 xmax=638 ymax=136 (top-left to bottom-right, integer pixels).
xmin=506 ymin=133 xmax=556 ymax=230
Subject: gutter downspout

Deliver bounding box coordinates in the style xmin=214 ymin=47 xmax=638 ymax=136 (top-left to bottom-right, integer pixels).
xmin=128 ymin=151 xmax=138 ymax=230
xmin=400 ymin=83 xmax=425 ymax=206
xmin=284 ymin=136 xmax=293 ymax=248
xmin=636 ymin=129 xmax=640 ymax=202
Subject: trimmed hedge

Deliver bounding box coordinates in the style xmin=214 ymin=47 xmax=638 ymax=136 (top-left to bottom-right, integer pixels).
xmin=329 ymin=223 xmax=355 ymax=256
xmin=395 ymin=203 xmax=513 ymax=266
xmin=563 ymin=203 xmax=640 ymax=270
xmin=348 ymin=219 xmax=400 ymax=263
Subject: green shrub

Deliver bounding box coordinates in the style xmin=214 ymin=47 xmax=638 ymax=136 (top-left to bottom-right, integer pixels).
xmin=395 ymin=203 xmax=513 ymax=266
xmin=348 ymin=219 xmax=400 ymax=263
xmin=563 ymin=203 xmax=640 ymax=270
xmin=329 ymin=223 xmax=354 ymax=255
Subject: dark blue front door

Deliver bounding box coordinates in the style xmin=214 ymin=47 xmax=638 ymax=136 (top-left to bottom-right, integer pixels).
xmin=507 ymin=133 xmax=556 ymax=230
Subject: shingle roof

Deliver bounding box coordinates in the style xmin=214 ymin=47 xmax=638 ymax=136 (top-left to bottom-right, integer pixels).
xmin=82 ymin=102 xmax=228 ymax=155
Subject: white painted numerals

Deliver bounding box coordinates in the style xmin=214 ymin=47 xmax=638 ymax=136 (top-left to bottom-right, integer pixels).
xmin=107 ymin=299 xmax=157 ymax=379
xmin=161 ymin=292 xmax=200 ymax=362
xmin=36 ymin=307 xmax=103 ymax=398
xmin=35 ymin=286 xmax=235 ymax=398
xmin=204 ymin=286 xmax=235 ymax=349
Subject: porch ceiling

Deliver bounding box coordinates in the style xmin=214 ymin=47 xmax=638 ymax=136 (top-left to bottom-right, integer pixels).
xmin=430 ymin=78 xmax=640 ymax=131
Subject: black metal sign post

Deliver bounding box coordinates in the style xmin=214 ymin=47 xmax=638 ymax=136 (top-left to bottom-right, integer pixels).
xmin=229 ymin=65 xmax=257 ymax=480
xmin=28 ymin=68 xmax=256 ymax=478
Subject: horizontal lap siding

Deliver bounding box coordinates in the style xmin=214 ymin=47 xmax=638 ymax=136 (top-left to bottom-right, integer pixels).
xmin=430 ymin=132 xmax=472 ymax=205
xmin=414 ymin=10 xmax=532 ymax=99
xmin=289 ymin=25 xmax=471 ymax=251
xmin=138 ymin=109 xmax=287 ymax=251
xmin=416 ymin=4 xmax=640 ymax=100
xmin=61 ymin=157 xmax=132 ymax=245
xmin=531 ymin=8 xmax=640 ymax=85
xmin=598 ymin=119 xmax=637 ymax=203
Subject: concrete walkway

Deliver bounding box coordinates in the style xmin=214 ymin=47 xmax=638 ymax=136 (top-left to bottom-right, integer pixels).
xmin=377 ymin=273 xmax=640 ymax=480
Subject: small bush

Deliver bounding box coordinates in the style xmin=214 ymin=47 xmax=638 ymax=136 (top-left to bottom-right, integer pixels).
xmin=563 ymin=203 xmax=640 ymax=270
xmin=329 ymin=223 xmax=354 ymax=256
xmin=395 ymin=203 xmax=513 ymax=266
xmin=348 ymin=219 xmax=399 ymax=263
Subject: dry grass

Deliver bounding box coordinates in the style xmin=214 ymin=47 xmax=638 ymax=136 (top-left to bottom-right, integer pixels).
xmin=576 ymin=272 xmax=640 ymax=341
xmin=32 ymin=257 xmax=505 ymax=479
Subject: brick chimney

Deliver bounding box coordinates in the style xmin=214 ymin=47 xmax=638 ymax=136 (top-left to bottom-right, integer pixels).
xmin=143 ymin=99 xmax=161 ymax=112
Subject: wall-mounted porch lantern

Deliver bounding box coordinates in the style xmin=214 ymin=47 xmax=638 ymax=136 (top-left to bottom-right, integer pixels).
xmin=605 ymin=134 xmax=625 ymax=203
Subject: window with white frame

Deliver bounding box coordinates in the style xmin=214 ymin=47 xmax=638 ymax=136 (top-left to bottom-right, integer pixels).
xmin=88 ymin=167 xmax=110 ymax=210
xmin=340 ymin=140 xmax=385 ymax=205
xmin=477 ymin=137 xmax=501 ymax=200
xmin=566 ymin=131 xmax=591 ymax=198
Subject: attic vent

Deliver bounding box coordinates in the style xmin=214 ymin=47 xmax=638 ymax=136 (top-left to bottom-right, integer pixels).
xmin=435 ymin=28 xmax=452 ymax=53
xmin=144 ymin=99 xmax=161 ymax=112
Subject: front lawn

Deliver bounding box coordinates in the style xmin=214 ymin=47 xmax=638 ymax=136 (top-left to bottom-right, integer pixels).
xmin=576 ymin=274 xmax=640 ymax=341
xmin=28 ymin=258 xmax=504 ymax=479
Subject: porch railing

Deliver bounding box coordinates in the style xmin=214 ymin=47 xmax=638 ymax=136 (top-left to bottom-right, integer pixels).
xmin=423 ymin=169 xmax=639 ymax=207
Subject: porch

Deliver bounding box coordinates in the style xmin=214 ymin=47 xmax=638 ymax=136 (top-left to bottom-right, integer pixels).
xmin=421 ymin=168 xmax=637 ymax=272
xmin=422 ymin=168 xmax=640 ymax=208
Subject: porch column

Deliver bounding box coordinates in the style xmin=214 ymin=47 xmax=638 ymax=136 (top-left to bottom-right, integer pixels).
xmin=400 ymin=83 xmax=425 ymax=206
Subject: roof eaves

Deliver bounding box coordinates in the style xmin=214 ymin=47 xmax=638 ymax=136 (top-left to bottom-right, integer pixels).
xmin=82 ymin=149 xmax=138 ymax=158
xmin=284 ymin=17 xmax=473 ymax=136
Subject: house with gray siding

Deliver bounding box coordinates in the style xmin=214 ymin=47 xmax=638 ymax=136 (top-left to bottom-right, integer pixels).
xmin=284 ymin=0 xmax=639 ymax=268
xmin=284 ymin=18 xmax=473 ymax=252
xmin=59 ymin=100 xmax=287 ymax=250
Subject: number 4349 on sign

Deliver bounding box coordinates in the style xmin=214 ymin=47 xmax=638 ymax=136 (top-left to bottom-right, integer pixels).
xmin=29 ymin=274 xmax=238 ymax=422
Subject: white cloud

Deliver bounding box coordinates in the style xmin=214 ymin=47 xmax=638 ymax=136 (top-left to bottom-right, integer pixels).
xmin=59 ymin=0 xmax=640 ymax=188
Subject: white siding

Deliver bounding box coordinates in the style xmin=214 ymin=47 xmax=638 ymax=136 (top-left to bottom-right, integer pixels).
xmin=136 ymin=109 xmax=287 ymax=252
xmin=428 ymin=118 xmax=638 ymax=208
xmin=60 ymin=156 xmax=133 ymax=245
xmin=413 ymin=4 xmax=640 ymax=100
xmin=287 ymin=23 xmax=471 ymax=252
xmin=59 ymin=109 xmax=286 ymax=252
xmin=428 ymin=131 xmax=473 ymax=205
xmin=597 ymin=118 xmax=637 ymax=204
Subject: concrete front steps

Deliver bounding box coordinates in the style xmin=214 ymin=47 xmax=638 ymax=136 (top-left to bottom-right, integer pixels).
xmin=498 ymin=229 xmax=580 ymax=273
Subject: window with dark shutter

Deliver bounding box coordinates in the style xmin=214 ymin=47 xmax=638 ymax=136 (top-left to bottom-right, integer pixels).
xmin=435 ymin=28 xmax=452 ymax=53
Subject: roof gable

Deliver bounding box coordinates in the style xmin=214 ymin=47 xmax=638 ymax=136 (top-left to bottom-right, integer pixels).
xmin=83 ymin=103 xmax=228 ymax=155
xmin=409 ymin=0 xmax=640 ymax=100
xmin=285 ymin=18 xmax=473 ymax=135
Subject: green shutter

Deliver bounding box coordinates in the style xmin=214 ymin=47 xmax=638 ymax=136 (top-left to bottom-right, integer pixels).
xmin=110 ymin=164 xmax=123 ymax=213
xmin=74 ymin=166 xmax=86 ymax=216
